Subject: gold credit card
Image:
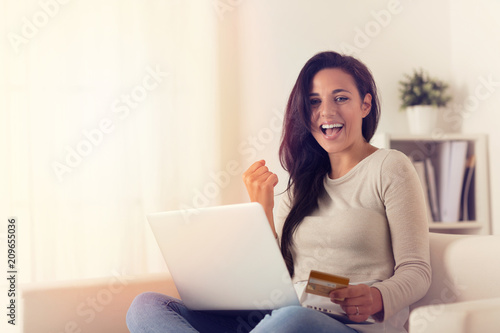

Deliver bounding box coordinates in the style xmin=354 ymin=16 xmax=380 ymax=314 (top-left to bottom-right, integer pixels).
xmin=305 ymin=270 xmax=349 ymax=298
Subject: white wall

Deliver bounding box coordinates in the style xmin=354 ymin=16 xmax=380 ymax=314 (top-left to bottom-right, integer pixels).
xmin=450 ymin=0 xmax=500 ymax=234
xmin=217 ymin=0 xmax=499 ymax=234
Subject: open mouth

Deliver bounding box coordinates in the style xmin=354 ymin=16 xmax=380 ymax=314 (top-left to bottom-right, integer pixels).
xmin=320 ymin=124 xmax=343 ymax=137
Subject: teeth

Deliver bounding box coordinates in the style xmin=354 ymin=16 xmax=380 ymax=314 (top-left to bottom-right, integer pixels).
xmin=321 ymin=124 xmax=343 ymax=129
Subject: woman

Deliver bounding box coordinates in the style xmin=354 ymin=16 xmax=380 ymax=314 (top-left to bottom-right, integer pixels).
xmin=243 ymin=51 xmax=431 ymax=332
xmin=127 ymin=51 xmax=431 ymax=333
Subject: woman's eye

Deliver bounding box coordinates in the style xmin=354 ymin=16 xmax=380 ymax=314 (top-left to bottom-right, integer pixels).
xmin=310 ymin=99 xmax=321 ymax=106
xmin=335 ymin=96 xmax=349 ymax=103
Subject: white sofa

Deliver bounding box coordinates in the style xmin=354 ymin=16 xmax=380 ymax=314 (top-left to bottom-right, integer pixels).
xmin=408 ymin=232 xmax=500 ymax=332
xmin=20 ymin=233 xmax=500 ymax=333
xmin=20 ymin=271 xmax=179 ymax=333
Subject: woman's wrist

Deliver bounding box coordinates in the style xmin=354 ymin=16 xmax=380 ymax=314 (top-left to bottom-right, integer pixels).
xmin=265 ymin=211 xmax=277 ymax=238
xmin=369 ymin=287 xmax=384 ymax=319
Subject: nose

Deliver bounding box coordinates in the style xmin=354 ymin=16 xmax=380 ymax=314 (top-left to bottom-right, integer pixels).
xmin=320 ymin=101 xmax=337 ymax=118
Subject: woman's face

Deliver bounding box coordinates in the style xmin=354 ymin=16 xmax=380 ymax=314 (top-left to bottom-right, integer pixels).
xmin=309 ymin=68 xmax=372 ymax=156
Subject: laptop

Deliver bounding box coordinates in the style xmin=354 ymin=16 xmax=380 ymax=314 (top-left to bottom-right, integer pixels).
xmin=147 ymin=202 xmax=301 ymax=311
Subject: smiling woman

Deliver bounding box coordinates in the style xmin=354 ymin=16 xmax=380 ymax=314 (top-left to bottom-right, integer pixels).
xmin=126 ymin=50 xmax=431 ymax=333
xmin=308 ymin=68 xmax=374 ymax=178
xmin=241 ymin=51 xmax=431 ymax=333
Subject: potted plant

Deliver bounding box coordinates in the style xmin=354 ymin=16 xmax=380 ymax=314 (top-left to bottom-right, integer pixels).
xmin=399 ymin=69 xmax=451 ymax=134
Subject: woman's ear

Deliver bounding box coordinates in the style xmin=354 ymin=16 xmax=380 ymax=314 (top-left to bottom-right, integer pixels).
xmin=361 ymin=93 xmax=372 ymax=118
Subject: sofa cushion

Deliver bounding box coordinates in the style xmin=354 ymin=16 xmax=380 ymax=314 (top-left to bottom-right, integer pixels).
xmin=409 ymin=297 xmax=500 ymax=333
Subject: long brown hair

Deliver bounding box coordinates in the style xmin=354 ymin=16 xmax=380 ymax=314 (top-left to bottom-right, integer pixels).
xmin=278 ymin=51 xmax=380 ymax=276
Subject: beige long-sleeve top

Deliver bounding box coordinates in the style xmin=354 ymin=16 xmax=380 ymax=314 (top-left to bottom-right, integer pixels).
xmin=275 ymin=149 xmax=431 ymax=329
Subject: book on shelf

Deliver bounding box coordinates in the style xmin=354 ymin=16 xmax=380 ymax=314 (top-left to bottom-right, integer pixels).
xmin=436 ymin=141 xmax=468 ymax=223
xmin=424 ymin=158 xmax=440 ymax=222
xmin=411 ymin=160 xmax=434 ymax=223
xmin=460 ymin=155 xmax=476 ymax=221
xmin=412 ymin=143 xmax=474 ymax=224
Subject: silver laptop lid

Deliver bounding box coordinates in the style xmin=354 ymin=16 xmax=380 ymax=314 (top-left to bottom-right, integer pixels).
xmin=147 ymin=202 xmax=300 ymax=311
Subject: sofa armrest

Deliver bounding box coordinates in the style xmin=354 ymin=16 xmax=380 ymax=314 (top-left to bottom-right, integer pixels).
xmin=409 ymin=297 xmax=500 ymax=333
xmin=21 ymin=272 xmax=179 ymax=333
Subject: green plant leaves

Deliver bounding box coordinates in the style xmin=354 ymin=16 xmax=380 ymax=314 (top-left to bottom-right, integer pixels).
xmin=399 ymin=69 xmax=451 ymax=110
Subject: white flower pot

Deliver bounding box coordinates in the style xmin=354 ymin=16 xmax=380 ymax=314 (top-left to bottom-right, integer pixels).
xmin=406 ymin=105 xmax=439 ymax=135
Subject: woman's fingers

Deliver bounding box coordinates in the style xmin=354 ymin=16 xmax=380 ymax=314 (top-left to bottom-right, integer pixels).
xmin=329 ymin=284 xmax=374 ymax=322
xmin=242 ymin=160 xmax=278 ymax=207
xmin=242 ymin=160 xmax=266 ymax=179
xmin=330 ymin=284 xmax=370 ymax=302
xmin=266 ymin=172 xmax=279 ymax=187
xmin=243 ymin=161 xmax=277 ymax=189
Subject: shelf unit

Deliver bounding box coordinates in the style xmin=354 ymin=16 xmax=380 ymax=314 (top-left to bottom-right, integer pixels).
xmin=372 ymin=133 xmax=491 ymax=235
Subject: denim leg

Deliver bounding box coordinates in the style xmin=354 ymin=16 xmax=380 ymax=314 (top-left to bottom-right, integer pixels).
xmin=126 ymin=292 xmax=268 ymax=333
xmin=251 ymin=306 xmax=359 ymax=333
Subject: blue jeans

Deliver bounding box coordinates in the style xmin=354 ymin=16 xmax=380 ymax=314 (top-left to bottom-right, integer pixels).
xmin=126 ymin=292 xmax=358 ymax=333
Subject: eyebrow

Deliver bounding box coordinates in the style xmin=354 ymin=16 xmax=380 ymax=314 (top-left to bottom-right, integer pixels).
xmin=309 ymin=89 xmax=352 ymax=96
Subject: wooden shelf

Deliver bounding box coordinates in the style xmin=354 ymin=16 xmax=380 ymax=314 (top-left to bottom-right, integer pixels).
xmin=380 ymin=133 xmax=486 ymax=142
xmin=372 ymin=133 xmax=491 ymax=235
xmin=429 ymin=222 xmax=482 ymax=230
